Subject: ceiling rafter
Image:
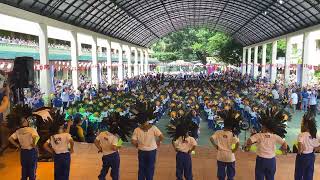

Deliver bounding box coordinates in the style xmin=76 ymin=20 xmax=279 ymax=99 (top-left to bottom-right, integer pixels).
xmin=1 ymin=0 xmax=320 ymax=47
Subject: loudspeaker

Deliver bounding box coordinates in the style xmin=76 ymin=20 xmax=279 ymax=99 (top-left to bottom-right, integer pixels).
xmin=12 ymin=56 xmax=34 ymax=88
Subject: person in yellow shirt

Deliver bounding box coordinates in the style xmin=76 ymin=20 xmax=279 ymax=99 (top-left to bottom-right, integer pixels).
xmin=210 ymin=108 xmax=241 ymax=180
xmin=167 ymin=114 xmax=198 ymax=180
xmin=70 ymin=114 xmax=85 ymax=142
xmin=131 ymin=101 xmax=164 ymax=180
xmin=7 ymin=104 xmax=39 ymax=180
xmin=244 ymin=108 xmax=288 ymax=180
xmin=43 ymin=111 xmax=74 ymax=180
xmin=294 ymin=112 xmax=319 ymax=180
xmin=95 ymin=112 xmax=136 ymax=180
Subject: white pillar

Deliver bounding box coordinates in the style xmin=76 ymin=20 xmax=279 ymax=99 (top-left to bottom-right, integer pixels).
xmin=261 ymin=44 xmax=267 ymax=78
xmin=123 ymin=45 xmax=132 ymax=78
xmin=106 ymin=41 xmax=112 ymax=85
xmin=270 ymin=41 xmax=277 ymax=83
xmin=38 ymin=23 xmax=51 ymax=97
xmin=139 ymin=49 xmax=144 ymax=75
xmin=118 ymin=44 xmax=123 ymax=82
xmin=285 ymin=37 xmax=293 ymax=86
xmin=242 ymin=48 xmax=246 ymax=75
xmin=253 ymin=46 xmax=259 ymax=79
xmin=91 ymin=36 xmax=99 ymax=87
xmin=247 ymin=48 xmax=252 ymax=75
xmin=144 ymin=50 xmax=149 ymax=74
xmin=301 ymin=32 xmax=314 ymax=87
xmin=71 ymin=31 xmax=79 ymax=89
xmin=132 ymin=48 xmax=139 ymax=76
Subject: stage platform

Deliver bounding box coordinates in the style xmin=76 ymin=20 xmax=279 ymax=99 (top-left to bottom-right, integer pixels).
xmin=1 ymin=143 xmax=320 ymax=180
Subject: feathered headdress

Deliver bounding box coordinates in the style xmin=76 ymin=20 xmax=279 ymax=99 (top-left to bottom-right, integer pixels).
xmin=258 ymin=108 xmax=288 ymax=138
xmin=130 ymin=100 xmax=156 ymax=124
xmin=7 ymin=104 xmax=33 ymax=129
xmin=7 ymin=104 xmax=55 ymax=130
xmin=217 ymin=108 xmax=243 ymax=135
xmin=101 ymin=112 xmax=136 ymax=142
xmin=48 ymin=109 xmax=66 ymax=135
xmin=301 ymin=111 xmax=317 ymax=138
xmin=166 ymin=113 xmax=198 ymax=140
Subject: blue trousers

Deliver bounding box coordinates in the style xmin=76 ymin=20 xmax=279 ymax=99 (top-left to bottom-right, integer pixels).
xmin=294 ymin=153 xmax=315 ymax=180
xmin=54 ymin=152 xmax=71 ymax=180
xmin=20 ymin=148 xmax=38 ymax=180
xmin=138 ymin=150 xmax=157 ymax=180
xmin=176 ymin=152 xmax=193 ymax=180
xmin=99 ymin=152 xmax=120 ymax=180
xmin=217 ymin=161 xmax=235 ymax=180
xmin=302 ymin=98 xmax=309 ymax=112
xmin=255 ymin=156 xmax=276 ymax=180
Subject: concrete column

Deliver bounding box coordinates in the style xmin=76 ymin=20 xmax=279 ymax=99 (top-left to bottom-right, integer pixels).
xmin=270 ymin=41 xmax=277 ymax=83
xmin=261 ymin=44 xmax=267 ymax=78
xmin=139 ymin=49 xmax=144 ymax=75
xmin=38 ymin=23 xmax=51 ymax=97
xmin=242 ymin=48 xmax=246 ymax=75
xmin=253 ymin=46 xmax=259 ymax=79
xmin=247 ymin=48 xmax=252 ymax=75
xmin=71 ymin=31 xmax=79 ymax=89
xmin=106 ymin=41 xmax=112 ymax=85
xmin=91 ymin=36 xmax=99 ymax=87
xmin=301 ymin=32 xmax=314 ymax=87
xmin=124 ymin=45 xmax=132 ymax=78
xmin=144 ymin=50 xmax=149 ymax=74
xmin=118 ymin=44 xmax=123 ymax=82
xmin=285 ymin=37 xmax=293 ymax=86
xmin=132 ymin=48 xmax=139 ymax=76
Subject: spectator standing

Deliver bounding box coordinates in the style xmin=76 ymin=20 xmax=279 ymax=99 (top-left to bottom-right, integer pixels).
xmin=301 ymin=89 xmax=309 ymax=112
xmin=61 ymin=89 xmax=69 ymax=111
xmin=309 ymin=89 xmax=317 ymax=115
xmin=291 ymin=90 xmax=298 ymax=113
xmin=271 ymin=87 xmax=279 ymax=104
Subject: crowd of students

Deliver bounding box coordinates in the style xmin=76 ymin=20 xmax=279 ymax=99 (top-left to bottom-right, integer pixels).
xmin=6 ymin=71 xmax=320 ymax=180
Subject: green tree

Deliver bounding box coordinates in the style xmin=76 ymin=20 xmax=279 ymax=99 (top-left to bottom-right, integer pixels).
xmin=151 ymin=28 xmax=242 ymax=65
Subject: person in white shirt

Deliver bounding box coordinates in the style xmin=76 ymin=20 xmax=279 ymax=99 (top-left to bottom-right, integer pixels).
xmin=131 ymin=112 xmax=164 ymax=180
xmin=291 ymin=91 xmax=298 ymax=113
xmin=294 ymin=112 xmax=320 ymax=180
xmin=245 ymin=108 xmax=288 ymax=180
xmin=210 ymin=109 xmax=241 ymax=180
xmin=8 ymin=105 xmax=40 ymax=180
xmin=309 ymin=90 xmax=317 ymax=115
xmin=271 ymin=88 xmax=279 ymax=103
xmin=170 ymin=117 xmax=197 ymax=180
xmin=61 ymin=88 xmax=69 ymax=111
xmin=43 ymin=114 xmax=74 ymax=180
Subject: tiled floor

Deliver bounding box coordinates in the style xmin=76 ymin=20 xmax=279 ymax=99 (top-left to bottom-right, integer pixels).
xmin=1 ymin=143 xmax=320 ymax=180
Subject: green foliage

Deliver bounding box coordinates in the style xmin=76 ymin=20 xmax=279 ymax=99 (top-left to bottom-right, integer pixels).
xmin=315 ymin=70 xmax=320 ymax=79
xmin=151 ymin=28 xmax=242 ymax=65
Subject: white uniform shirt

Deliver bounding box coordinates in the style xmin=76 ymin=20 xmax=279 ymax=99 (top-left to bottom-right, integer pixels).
xmin=47 ymin=133 xmax=72 ymax=154
xmin=61 ymin=92 xmax=69 ymax=102
xmin=211 ymin=130 xmax=239 ymax=162
xmin=291 ymin=93 xmax=298 ymax=105
xmin=309 ymin=92 xmax=317 ymax=105
xmin=132 ymin=126 xmax=162 ymax=151
xmin=174 ymin=136 xmax=197 ymax=153
xmin=96 ymin=131 xmax=118 ymax=156
xmin=297 ymin=132 xmax=320 ymax=154
xmin=10 ymin=127 xmax=39 ymax=150
xmin=271 ymin=89 xmax=279 ymax=100
xmin=250 ymin=133 xmax=285 ymax=159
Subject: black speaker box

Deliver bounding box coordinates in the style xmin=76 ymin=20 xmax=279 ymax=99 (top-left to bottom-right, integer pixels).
xmin=12 ymin=56 xmax=34 ymax=88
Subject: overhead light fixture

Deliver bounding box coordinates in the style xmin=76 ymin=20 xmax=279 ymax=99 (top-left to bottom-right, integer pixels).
xmin=264 ymin=11 xmax=268 ymax=15
xmin=278 ymin=0 xmax=284 ymax=4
